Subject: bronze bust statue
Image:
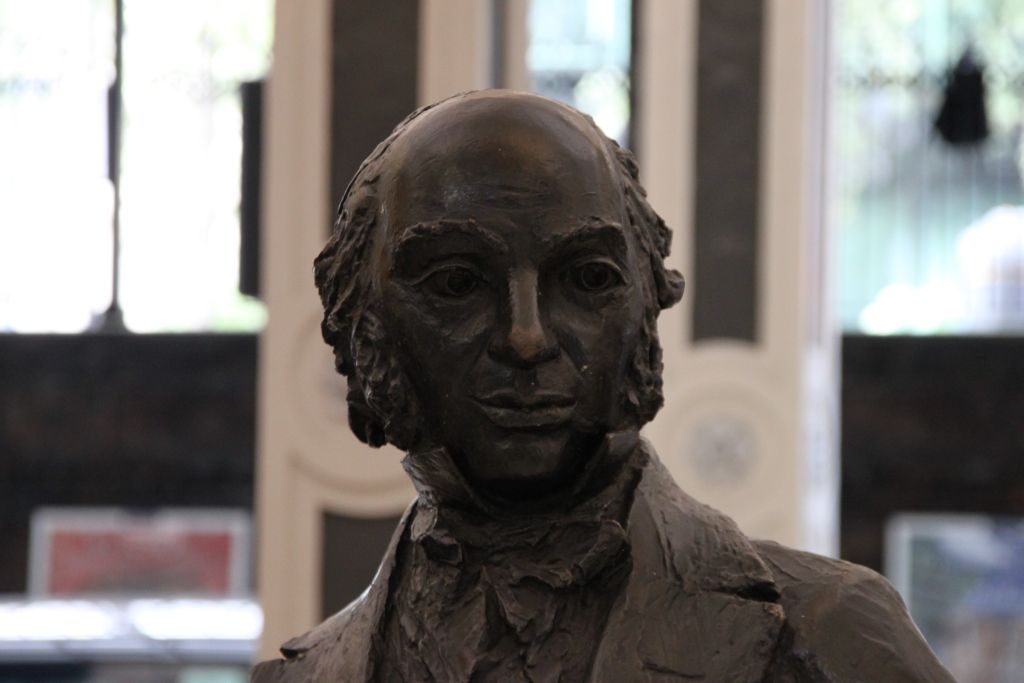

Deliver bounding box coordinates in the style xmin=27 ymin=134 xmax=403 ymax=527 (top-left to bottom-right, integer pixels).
xmin=253 ymin=91 xmax=955 ymax=682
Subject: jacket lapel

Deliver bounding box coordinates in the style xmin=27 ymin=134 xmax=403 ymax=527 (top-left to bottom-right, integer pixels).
xmin=590 ymin=450 xmax=785 ymax=682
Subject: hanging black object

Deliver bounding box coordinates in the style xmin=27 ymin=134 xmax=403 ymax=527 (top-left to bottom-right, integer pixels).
xmin=935 ymin=48 xmax=989 ymax=146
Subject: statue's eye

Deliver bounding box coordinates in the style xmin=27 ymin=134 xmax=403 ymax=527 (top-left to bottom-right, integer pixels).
xmin=424 ymin=266 xmax=480 ymax=297
xmin=569 ymin=261 xmax=623 ymax=292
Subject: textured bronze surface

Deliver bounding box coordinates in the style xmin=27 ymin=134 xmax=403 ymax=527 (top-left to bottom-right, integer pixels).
xmin=254 ymin=91 xmax=955 ymax=682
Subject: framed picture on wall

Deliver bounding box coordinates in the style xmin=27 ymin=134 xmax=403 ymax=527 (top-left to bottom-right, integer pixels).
xmin=28 ymin=507 xmax=251 ymax=597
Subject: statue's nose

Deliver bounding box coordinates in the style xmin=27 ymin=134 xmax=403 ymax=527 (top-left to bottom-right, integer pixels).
xmin=488 ymin=269 xmax=559 ymax=367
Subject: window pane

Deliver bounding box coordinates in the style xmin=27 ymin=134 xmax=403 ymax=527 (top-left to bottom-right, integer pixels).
xmin=527 ymin=0 xmax=632 ymax=147
xmin=835 ymin=0 xmax=1024 ymax=334
xmin=0 ymin=0 xmax=114 ymax=333
xmin=119 ymin=0 xmax=272 ymax=332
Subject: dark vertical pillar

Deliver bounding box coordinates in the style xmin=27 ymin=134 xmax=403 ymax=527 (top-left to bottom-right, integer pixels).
xmin=240 ymin=80 xmax=263 ymax=298
xmin=321 ymin=0 xmax=420 ymax=619
xmin=627 ymin=0 xmax=640 ymax=152
xmin=491 ymin=0 xmax=508 ymax=88
xmin=330 ymin=0 xmax=421 ymax=221
xmin=692 ymin=0 xmax=765 ymax=343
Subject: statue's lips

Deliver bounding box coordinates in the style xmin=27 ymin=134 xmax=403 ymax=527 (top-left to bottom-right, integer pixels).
xmin=472 ymin=392 xmax=576 ymax=430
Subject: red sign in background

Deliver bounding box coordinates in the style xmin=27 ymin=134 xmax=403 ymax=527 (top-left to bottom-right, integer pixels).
xmin=46 ymin=529 xmax=234 ymax=596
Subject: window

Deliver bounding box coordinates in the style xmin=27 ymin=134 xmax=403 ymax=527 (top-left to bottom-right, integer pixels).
xmin=834 ymin=0 xmax=1024 ymax=334
xmin=0 ymin=0 xmax=114 ymax=332
xmin=0 ymin=0 xmax=272 ymax=333
xmin=526 ymin=0 xmax=632 ymax=147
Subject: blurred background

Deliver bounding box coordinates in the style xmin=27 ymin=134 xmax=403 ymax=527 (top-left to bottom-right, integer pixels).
xmin=0 ymin=1 xmax=1022 ymax=681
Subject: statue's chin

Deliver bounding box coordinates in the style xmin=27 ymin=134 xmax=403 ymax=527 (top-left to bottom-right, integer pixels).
xmin=451 ymin=430 xmax=605 ymax=506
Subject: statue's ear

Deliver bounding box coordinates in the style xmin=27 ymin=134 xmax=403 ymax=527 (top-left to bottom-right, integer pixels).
xmin=655 ymin=263 xmax=685 ymax=310
xmin=346 ymin=378 xmax=387 ymax=447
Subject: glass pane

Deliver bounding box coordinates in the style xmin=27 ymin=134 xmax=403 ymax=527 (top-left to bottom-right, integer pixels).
xmin=0 ymin=0 xmax=114 ymax=332
xmin=119 ymin=0 xmax=272 ymax=332
xmin=834 ymin=0 xmax=1024 ymax=334
xmin=887 ymin=514 xmax=1024 ymax=681
xmin=527 ymin=0 xmax=632 ymax=147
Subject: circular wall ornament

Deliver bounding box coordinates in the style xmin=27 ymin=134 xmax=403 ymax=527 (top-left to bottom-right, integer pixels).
xmin=689 ymin=414 xmax=758 ymax=487
xmin=646 ymin=374 xmax=792 ymax=542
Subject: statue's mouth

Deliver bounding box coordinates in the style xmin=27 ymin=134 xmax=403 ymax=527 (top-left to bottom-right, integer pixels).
xmin=472 ymin=392 xmax=576 ymax=431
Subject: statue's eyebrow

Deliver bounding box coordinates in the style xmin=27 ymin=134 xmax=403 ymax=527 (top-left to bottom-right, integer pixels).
xmin=542 ymin=221 xmax=629 ymax=254
xmin=394 ymin=219 xmax=509 ymax=254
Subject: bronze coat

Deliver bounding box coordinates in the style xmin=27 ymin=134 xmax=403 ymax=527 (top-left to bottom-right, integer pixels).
xmin=252 ymin=441 xmax=955 ymax=683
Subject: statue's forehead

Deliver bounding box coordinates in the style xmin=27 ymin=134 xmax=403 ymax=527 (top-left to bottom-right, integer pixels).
xmin=383 ymin=95 xmax=621 ymax=221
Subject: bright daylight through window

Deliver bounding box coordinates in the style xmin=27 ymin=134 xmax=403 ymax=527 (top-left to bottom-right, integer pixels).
xmin=526 ymin=0 xmax=632 ymax=147
xmin=0 ymin=0 xmax=272 ymax=333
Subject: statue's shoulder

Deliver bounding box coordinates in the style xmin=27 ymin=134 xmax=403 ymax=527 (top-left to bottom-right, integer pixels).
xmin=249 ymin=503 xmax=414 ymax=682
xmin=249 ymin=600 xmax=360 ymax=683
xmin=753 ymin=540 xmax=956 ymax=683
